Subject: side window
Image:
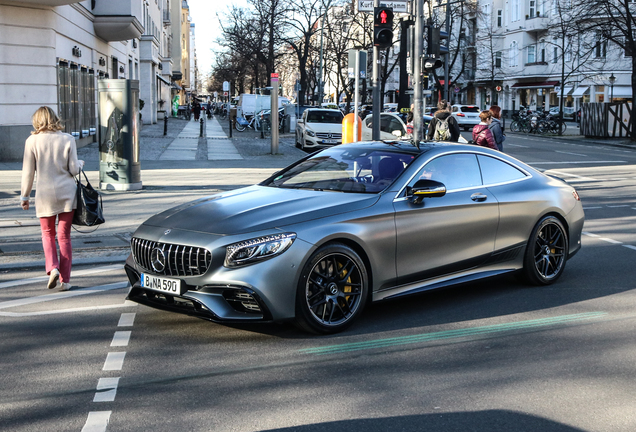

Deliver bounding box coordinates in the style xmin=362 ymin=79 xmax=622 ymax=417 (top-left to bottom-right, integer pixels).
xmin=380 ymin=115 xmax=392 ymax=133
xmin=412 ymin=154 xmax=482 ymax=191
xmin=477 ymin=155 xmax=527 ymax=185
xmin=389 ymin=117 xmax=404 ymax=135
xmin=365 ymin=116 xmax=373 ymax=128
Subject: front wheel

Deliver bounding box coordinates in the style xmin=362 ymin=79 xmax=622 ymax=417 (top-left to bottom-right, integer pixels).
xmin=235 ymin=122 xmax=246 ymax=132
xmin=295 ymin=244 xmax=369 ymax=334
xmin=521 ymin=216 xmax=568 ymax=285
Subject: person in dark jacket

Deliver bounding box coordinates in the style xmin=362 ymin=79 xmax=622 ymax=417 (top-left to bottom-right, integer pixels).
xmin=426 ymin=100 xmax=461 ymax=142
xmin=488 ymin=105 xmax=505 ymax=151
xmin=472 ymin=111 xmax=499 ymax=150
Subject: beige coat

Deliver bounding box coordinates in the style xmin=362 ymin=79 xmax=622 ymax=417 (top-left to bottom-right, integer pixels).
xmin=21 ymin=131 xmax=82 ymax=218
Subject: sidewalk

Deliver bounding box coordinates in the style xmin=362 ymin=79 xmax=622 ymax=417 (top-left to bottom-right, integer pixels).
xmin=0 ymin=116 xmax=305 ymax=270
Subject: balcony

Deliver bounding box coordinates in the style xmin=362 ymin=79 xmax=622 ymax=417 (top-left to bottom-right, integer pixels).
xmin=92 ymin=0 xmax=144 ymax=42
xmin=524 ymin=15 xmax=549 ymax=32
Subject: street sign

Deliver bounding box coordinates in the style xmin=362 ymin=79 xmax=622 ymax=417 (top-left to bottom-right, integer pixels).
xmin=222 ymin=81 xmax=229 ymax=91
xmin=223 ymin=91 xmax=228 ymax=96
xmin=358 ymin=0 xmax=408 ymax=13
xmin=271 ymin=73 xmax=279 ymax=79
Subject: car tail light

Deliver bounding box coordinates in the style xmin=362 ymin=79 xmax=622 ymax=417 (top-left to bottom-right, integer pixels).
xmin=457 ymin=113 xmax=466 ymax=117
xmin=572 ymin=190 xmax=580 ymax=201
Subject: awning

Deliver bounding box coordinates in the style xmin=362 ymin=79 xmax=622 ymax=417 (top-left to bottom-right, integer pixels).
xmin=511 ymin=80 xmax=559 ymax=89
xmin=611 ymin=86 xmax=632 ymax=98
xmin=571 ymin=86 xmax=590 ymax=97
xmin=555 ymin=86 xmax=573 ymax=96
xmin=156 ymin=74 xmax=170 ymax=85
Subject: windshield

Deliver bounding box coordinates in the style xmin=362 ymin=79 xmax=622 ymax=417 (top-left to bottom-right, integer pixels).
xmin=262 ymin=147 xmax=415 ymax=193
xmin=461 ymin=106 xmax=480 ymax=113
xmin=306 ymin=111 xmax=344 ymax=124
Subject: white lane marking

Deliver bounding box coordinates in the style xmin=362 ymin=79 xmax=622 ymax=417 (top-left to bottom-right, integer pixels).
xmin=0 ymin=264 xmax=123 ymax=290
xmin=583 ymin=207 xmax=603 ymax=210
xmin=93 ymin=378 xmax=120 ymax=403
xmin=607 ymin=205 xmax=630 ymax=208
xmin=600 ymin=238 xmax=623 ymax=244
xmin=555 ymin=150 xmax=588 ymax=157
xmin=506 ymin=143 xmax=529 ymax=148
xmin=81 ymin=411 xmax=111 ymax=432
xmin=0 ymin=282 xmax=128 ymax=310
xmin=0 ymin=301 xmax=137 ymax=317
xmin=623 ymin=245 xmax=636 ymax=251
xmin=545 ymin=170 xmax=599 ymax=181
xmin=111 ymin=331 xmax=131 ymax=347
xmin=529 ymin=161 xmax=627 ymax=165
xmin=582 ymin=232 xmax=600 ymax=237
xmin=118 ymin=312 xmax=136 ymax=327
xmin=103 ymin=352 xmax=126 ymax=371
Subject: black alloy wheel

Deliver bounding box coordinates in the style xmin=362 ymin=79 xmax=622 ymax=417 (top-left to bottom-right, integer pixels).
xmin=295 ymin=244 xmax=368 ymax=334
xmin=522 ymin=216 xmax=568 ymax=285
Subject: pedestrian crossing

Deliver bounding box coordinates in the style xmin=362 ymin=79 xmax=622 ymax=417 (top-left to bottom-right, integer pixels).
xmin=159 ymin=117 xmax=242 ymax=161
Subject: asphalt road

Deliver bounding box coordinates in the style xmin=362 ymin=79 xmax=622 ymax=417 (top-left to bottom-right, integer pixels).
xmin=2 ymin=134 xmax=636 ymax=432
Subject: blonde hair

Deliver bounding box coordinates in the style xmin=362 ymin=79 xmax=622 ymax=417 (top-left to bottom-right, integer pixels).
xmin=31 ymin=106 xmax=64 ymax=134
xmin=479 ymin=110 xmax=492 ymax=122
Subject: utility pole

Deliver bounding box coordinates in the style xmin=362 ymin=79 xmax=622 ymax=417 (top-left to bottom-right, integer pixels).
xmin=412 ymin=0 xmax=424 ymax=143
xmin=444 ymin=0 xmax=450 ymax=102
xmin=372 ymin=0 xmax=381 ymax=140
xmin=318 ymin=0 xmax=332 ymax=105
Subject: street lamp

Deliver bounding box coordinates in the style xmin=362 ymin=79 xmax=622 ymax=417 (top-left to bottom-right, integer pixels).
xmin=609 ymin=73 xmax=616 ymax=103
xmin=318 ymin=0 xmax=333 ymax=106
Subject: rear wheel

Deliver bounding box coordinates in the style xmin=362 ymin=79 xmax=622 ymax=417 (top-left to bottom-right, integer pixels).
xmin=295 ymin=244 xmax=369 ymax=334
xmin=521 ymin=216 xmax=568 ymax=285
xmin=235 ymin=122 xmax=246 ymax=132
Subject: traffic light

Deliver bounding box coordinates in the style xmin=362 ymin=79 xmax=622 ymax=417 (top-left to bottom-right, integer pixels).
xmin=424 ymin=26 xmax=449 ymax=70
xmin=374 ymin=7 xmax=394 ymax=49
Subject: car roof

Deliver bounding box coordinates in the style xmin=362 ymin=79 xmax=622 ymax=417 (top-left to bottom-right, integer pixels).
xmin=306 ymin=108 xmax=342 ymax=113
xmin=335 ymin=140 xmax=479 ymax=155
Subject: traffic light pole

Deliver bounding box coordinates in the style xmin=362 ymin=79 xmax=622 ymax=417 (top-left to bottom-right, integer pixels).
xmin=372 ymin=0 xmax=381 ymax=141
xmin=412 ymin=0 xmax=424 ymax=144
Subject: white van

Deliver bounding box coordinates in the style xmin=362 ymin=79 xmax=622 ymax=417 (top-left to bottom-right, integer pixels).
xmin=238 ymin=94 xmax=290 ymax=117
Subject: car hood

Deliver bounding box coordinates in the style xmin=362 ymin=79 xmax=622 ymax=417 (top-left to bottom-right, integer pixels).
xmin=142 ymin=185 xmax=380 ymax=235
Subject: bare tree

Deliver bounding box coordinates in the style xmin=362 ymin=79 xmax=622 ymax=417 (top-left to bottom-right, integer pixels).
xmin=584 ymin=0 xmax=636 ymax=139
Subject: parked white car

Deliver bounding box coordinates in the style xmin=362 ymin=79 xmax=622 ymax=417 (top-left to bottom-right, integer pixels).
xmin=450 ymin=104 xmax=481 ymax=131
xmin=361 ymin=113 xmax=407 ymax=141
xmin=295 ymin=108 xmax=344 ymax=150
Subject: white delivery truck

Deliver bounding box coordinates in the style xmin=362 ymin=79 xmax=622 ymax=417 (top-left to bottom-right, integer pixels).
xmin=238 ymin=94 xmax=290 ymax=117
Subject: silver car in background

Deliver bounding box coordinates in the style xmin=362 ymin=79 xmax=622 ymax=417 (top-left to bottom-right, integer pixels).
xmin=124 ymin=142 xmax=584 ymax=334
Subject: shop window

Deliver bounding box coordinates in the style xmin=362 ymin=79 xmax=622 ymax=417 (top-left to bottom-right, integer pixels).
xmin=57 ymin=61 xmax=96 ymax=139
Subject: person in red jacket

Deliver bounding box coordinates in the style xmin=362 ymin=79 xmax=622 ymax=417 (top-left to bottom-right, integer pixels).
xmin=472 ymin=111 xmax=499 ymax=150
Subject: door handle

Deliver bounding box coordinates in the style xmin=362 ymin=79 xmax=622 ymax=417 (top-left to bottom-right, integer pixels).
xmin=471 ymin=193 xmax=488 ymax=202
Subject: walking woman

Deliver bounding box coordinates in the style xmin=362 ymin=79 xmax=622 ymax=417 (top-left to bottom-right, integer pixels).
xmin=20 ymin=107 xmax=84 ymax=291
xmin=472 ymin=110 xmax=499 ymax=150
xmin=488 ymin=105 xmax=506 ymax=151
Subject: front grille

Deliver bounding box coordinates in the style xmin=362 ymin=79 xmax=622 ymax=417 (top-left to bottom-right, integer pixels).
xmin=316 ymin=132 xmax=342 ymax=139
xmin=131 ymin=237 xmax=211 ymax=277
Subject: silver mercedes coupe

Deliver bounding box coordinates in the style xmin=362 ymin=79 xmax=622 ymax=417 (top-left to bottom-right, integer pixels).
xmin=124 ymin=142 xmax=584 ymax=334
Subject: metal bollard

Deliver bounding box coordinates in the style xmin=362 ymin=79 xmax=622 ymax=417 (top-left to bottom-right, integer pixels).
xmin=163 ymin=115 xmax=168 ymax=136
xmin=200 ymin=117 xmax=204 ymax=137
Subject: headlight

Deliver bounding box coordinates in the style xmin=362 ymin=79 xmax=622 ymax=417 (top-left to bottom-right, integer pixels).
xmin=306 ymin=128 xmax=316 ymax=137
xmin=225 ymin=233 xmax=296 ymax=267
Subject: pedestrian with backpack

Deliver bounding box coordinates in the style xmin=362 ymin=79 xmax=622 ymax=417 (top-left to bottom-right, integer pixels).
xmin=472 ymin=111 xmax=499 ymax=150
xmin=427 ymin=100 xmax=461 ymax=142
xmin=488 ymin=105 xmax=506 ymax=151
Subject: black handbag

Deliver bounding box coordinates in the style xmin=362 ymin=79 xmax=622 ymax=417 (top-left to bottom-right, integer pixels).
xmin=72 ymin=168 xmax=105 ymax=227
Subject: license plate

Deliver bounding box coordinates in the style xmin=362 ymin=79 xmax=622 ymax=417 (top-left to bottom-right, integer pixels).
xmin=140 ymin=273 xmax=183 ymax=296
xmin=322 ymin=139 xmax=337 ymax=144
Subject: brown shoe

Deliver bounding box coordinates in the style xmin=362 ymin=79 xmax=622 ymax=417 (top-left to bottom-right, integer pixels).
xmin=48 ymin=268 xmax=60 ymax=289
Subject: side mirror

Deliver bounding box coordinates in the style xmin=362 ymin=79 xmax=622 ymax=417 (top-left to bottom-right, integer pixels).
xmin=392 ymin=130 xmax=403 ymax=137
xmin=410 ymin=179 xmax=446 ymax=204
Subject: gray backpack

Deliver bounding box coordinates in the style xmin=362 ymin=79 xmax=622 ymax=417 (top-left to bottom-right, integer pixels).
xmin=434 ymin=117 xmax=451 ymax=141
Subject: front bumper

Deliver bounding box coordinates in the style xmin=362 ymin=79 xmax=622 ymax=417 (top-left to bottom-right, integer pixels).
xmin=123 ymin=229 xmax=314 ymax=323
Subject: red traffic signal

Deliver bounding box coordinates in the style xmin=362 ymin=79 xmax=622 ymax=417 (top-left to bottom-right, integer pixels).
xmin=374 ymin=7 xmax=394 ymax=49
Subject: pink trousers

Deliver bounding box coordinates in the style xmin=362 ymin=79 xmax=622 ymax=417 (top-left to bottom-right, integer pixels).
xmin=40 ymin=211 xmax=75 ymax=283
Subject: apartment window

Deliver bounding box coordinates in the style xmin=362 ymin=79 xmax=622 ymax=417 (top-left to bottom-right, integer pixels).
xmin=625 ymin=38 xmax=633 ymax=57
xmin=57 ymin=61 xmax=96 ymax=139
xmin=497 ymin=10 xmax=503 ymax=27
xmin=495 ymin=51 xmax=502 ymax=68
xmin=529 ymin=0 xmax=535 ymax=17
xmin=595 ymin=32 xmax=607 ymax=58
xmin=509 ymin=41 xmax=519 ymax=67
xmin=552 ymin=38 xmax=559 ymax=63
xmin=512 ymin=0 xmax=520 ymax=21
xmin=527 ymin=45 xmax=536 ymax=63
xmin=540 ymin=42 xmax=545 ymax=62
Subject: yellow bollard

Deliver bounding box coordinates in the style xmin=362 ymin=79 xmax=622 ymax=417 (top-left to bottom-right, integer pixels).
xmin=342 ymin=113 xmax=362 ymax=144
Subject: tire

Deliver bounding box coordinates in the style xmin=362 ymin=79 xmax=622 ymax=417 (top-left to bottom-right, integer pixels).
xmin=521 ymin=216 xmax=568 ymax=285
xmin=510 ymin=120 xmax=520 ymax=133
xmin=235 ymin=122 xmax=246 ymax=132
xmin=295 ymin=131 xmax=301 ymax=148
xmin=295 ymin=243 xmax=369 ymax=334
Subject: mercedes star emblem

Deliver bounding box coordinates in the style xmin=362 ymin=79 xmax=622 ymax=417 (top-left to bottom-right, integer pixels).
xmin=150 ymin=247 xmax=166 ymax=273
xmin=164 ymin=229 xmax=171 ymax=235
